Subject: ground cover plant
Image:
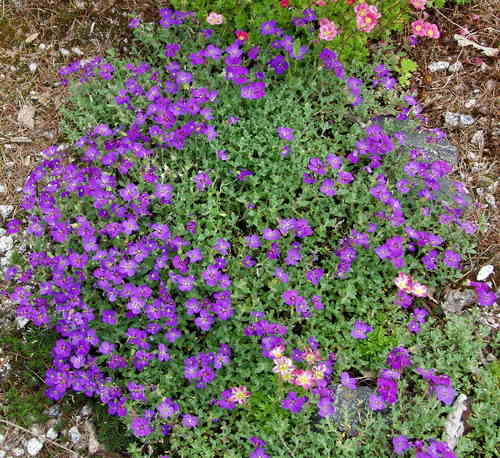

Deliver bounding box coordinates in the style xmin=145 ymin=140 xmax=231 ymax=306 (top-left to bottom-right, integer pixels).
xmin=168 ymin=0 xmax=472 ymax=65
xmin=2 ymin=6 xmax=497 ymax=458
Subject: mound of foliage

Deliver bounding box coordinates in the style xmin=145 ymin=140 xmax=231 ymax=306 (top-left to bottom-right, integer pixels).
xmin=3 ymin=7 xmax=497 ymax=458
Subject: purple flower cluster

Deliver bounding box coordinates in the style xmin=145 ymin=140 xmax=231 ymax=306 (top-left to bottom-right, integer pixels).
xmin=184 ymin=344 xmax=232 ymax=388
xmin=248 ymin=437 xmax=269 ymax=458
xmin=281 ymin=391 xmax=309 ymax=413
xmin=470 ymin=281 xmax=497 ymax=307
xmin=393 ymin=436 xmax=456 ymax=458
xmin=416 ymin=368 xmax=456 ymax=406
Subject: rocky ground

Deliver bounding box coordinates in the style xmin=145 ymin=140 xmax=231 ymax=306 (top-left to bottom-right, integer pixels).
xmin=0 ymin=0 xmax=498 ymax=456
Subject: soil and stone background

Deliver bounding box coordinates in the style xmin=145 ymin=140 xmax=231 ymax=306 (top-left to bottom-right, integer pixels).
xmin=0 ymin=0 xmax=498 ymax=457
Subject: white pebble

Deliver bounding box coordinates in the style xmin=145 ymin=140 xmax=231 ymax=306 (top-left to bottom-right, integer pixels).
xmin=444 ymin=112 xmax=460 ymax=128
xmin=0 ymin=205 xmax=14 ymax=219
xmin=477 ymin=265 xmax=494 ymax=281
xmin=28 ymin=62 xmax=37 ymax=73
xmin=448 ymin=62 xmax=463 ymax=73
xmin=428 ymin=61 xmax=450 ymax=72
xmin=0 ymin=236 xmax=14 ymax=253
xmin=460 ymin=114 xmax=475 ymax=126
xmin=26 ymin=437 xmax=44 ymax=456
xmin=12 ymin=447 xmax=25 ymax=457
xmin=45 ymin=428 xmax=58 ymax=440
xmin=68 ymin=426 xmax=81 ymax=443
xmin=464 ymin=98 xmax=476 ymax=109
xmin=0 ymin=184 xmax=5 ymax=193
xmin=59 ymin=48 xmax=70 ymax=56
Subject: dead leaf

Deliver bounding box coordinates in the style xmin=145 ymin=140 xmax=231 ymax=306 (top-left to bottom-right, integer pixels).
xmin=17 ymin=104 xmax=35 ymax=129
xmin=454 ymin=34 xmax=499 ymax=57
xmin=25 ymin=32 xmax=39 ymax=44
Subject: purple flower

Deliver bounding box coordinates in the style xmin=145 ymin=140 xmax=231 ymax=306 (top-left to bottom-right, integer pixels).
xmin=407 ymin=319 xmax=421 ymax=334
xmin=263 ymin=228 xmax=281 ymax=241
xmin=320 ymin=178 xmax=336 ymax=197
xmin=214 ymin=238 xmax=231 ymax=255
xmin=340 ymin=371 xmax=357 ymax=390
xmin=268 ymin=55 xmax=289 ymax=75
xmin=157 ymin=398 xmax=180 ymax=419
xmin=281 ymin=391 xmax=308 ymax=413
xmin=443 ymin=249 xmax=462 ymax=269
xmin=130 ymin=417 xmax=153 ymax=437
xmin=193 ymin=172 xmax=212 ymax=191
xmin=392 ymin=435 xmax=411 ymax=455
xmin=241 ymin=82 xmax=266 ymax=100
xmin=128 ymin=17 xmax=141 ymax=29
xmin=261 ymin=20 xmax=280 ymax=35
xmin=277 ymin=126 xmax=294 ymax=141
xmin=368 ymin=393 xmax=386 ymax=411
xmin=245 ymin=234 xmax=261 ymax=249
xmin=351 ymin=321 xmax=373 ymax=339
xmin=386 ymin=347 xmax=412 ymax=371
xmin=274 ymin=268 xmax=289 ymax=283
xmin=182 ymin=414 xmax=198 ymax=428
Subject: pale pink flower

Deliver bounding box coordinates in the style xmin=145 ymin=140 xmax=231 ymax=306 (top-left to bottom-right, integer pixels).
xmin=319 ymin=19 xmax=340 ymax=40
xmin=355 ymin=4 xmax=381 ymax=33
xmin=409 ymin=0 xmax=427 ymax=9
xmin=411 ymin=19 xmax=427 ymax=36
xmin=315 ymin=0 xmax=327 ymax=5
xmin=228 ymin=386 xmax=251 ymax=405
xmin=206 ymin=12 xmax=224 ymax=25
xmin=424 ymin=22 xmax=440 ymax=38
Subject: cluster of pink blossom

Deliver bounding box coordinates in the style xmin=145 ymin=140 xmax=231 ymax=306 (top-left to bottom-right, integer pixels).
xmin=412 ymin=19 xmax=440 ymax=39
xmin=318 ymin=17 xmax=340 ymax=41
xmin=394 ymin=272 xmax=428 ymax=298
xmin=354 ymin=2 xmax=381 ymax=33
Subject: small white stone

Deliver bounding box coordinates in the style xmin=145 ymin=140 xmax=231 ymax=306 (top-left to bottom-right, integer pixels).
xmin=448 ymin=62 xmax=463 ymax=72
xmin=59 ymin=48 xmax=70 ymax=56
xmin=68 ymin=426 xmax=81 ymax=443
xmin=45 ymin=428 xmax=58 ymax=440
xmin=28 ymin=63 xmax=37 ymax=73
xmin=0 ymin=184 xmax=5 ymax=193
xmin=0 ymin=433 xmax=5 ymax=444
xmin=80 ymin=404 xmax=92 ymax=417
xmin=38 ymin=43 xmax=46 ymax=50
xmin=12 ymin=447 xmax=24 ymax=457
xmin=0 ymin=205 xmax=14 ymax=219
xmin=16 ymin=317 xmax=29 ymax=329
xmin=471 ymin=130 xmax=484 ymax=145
xmin=26 ymin=438 xmax=44 ymax=456
xmin=477 ymin=265 xmax=494 ymax=281
xmin=71 ymin=47 xmax=83 ymax=56
xmin=460 ymin=114 xmax=475 ymax=126
xmin=428 ymin=61 xmax=450 ymax=72
xmin=0 ymin=236 xmax=14 ymax=253
xmin=0 ymin=451 xmax=5 ymax=458
xmin=464 ymin=98 xmax=476 ymax=109
xmin=444 ymin=111 xmax=460 ymax=127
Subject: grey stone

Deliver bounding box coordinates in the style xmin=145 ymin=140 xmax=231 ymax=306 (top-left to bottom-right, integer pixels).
xmin=0 ymin=236 xmax=14 ymax=253
xmin=0 ymin=205 xmax=14 ymax=218
xmin=428 ymin=61 xmax=450 ymax=72
xmin=68 ymin=426 xmax=81 ymax=443
xmin=448 ymin=62 xmax=463 ymax=73
xmin=45 ymin=428 xmax=58 ymax=440
xmin=26 ymin=438 xmax=44 ymax=456
xmin=442 ymin=289 xmax=475 ymax=314
xmin=79 ymin=404 xmax=92 ymax=417
xmin=444 ymin=112 xmax=461 ymax=128
xmin=46 ymin=405 xmax=60 ymax=418
xmin=403 ymin=130 xmax=458 ymax=166
xmin=460 ymin=114 xmax=475 ymax=126
xmin=0 ymin=433 xmax=5 ymax=444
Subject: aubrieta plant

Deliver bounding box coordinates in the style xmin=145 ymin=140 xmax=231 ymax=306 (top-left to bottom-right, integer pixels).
xmin=2 ymin=7 xmax=496 ymax=458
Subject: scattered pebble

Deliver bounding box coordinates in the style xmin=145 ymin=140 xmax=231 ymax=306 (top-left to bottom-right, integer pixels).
xmin=428 ymin=61 xmax=450 ymax=72
xmin=0 ymin=236 xmax=14 ymax=253
xmin=59 ymin=48 xmax=70 ymax=56
xmin=26 ymin=437 xmax=44 ymax=456
xmin=444 ymin=112 xmax=475 ymax=128
xmin=15 ymin=317 xmax=29 ymax=330
xmin=45 ymin=428 xmax=58 ymax=440
xmin=442 ymin=289 xmax=476 ymax=314
xmin=0 ymin=184 xmax=6 ymax=193
xmin=71 ymin=47 xmax=83 ymax=56
xmin=471 ymin=130 xmax=484 ymax=146
xmin=477 ymin=265 xmax=494 ymax=281
xmin=80 ymin=404 xmax=92 ymax=417
xmin=46 ymin=405 xmax=61 ymax=418
xmin=0 ymin=433 xmax=4 ymax=444
xmin=68 ymin=426 xmax=81 ymax=443
xmin=448 ymin=62 xmax=463 ymax=73
xmin=0 ymin=205 xmax=14 ymax=219
xmin=464 ymin=98 xmax=476 ymax=109
xmin=12 ymin=447 xmax=24 ymax=457
xmin=28 ymin=63 xmax=37 ymax=73
xmin=0 ymin=451 xmax=5 ymax=458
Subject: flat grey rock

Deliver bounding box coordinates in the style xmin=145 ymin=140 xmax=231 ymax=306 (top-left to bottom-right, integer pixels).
xmin=442 ymin=289 xmax=476 ymax=314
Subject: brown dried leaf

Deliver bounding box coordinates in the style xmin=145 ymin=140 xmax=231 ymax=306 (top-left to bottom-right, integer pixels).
xmin=17 ymin=104 xmax=35 ymax=129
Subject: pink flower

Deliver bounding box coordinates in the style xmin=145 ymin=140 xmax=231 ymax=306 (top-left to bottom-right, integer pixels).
xmin=354 ymin=3 xmax=381 ymax=33
xmin=411 ymin=19 xmax=427 ymax=36
xmin=319 ymin=19 xmax=340 ymax=40
xmin=409 ymin=0 xmax=427 ymax=9
xmin=424 ymin=22 xmax=440 ymax=38
xmin=206 ymin=12 xmax=224 ymax=25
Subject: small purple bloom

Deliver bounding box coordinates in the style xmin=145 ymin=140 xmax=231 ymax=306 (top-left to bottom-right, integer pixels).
xmin=351 ymin=321 xmax=373 ymax=339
